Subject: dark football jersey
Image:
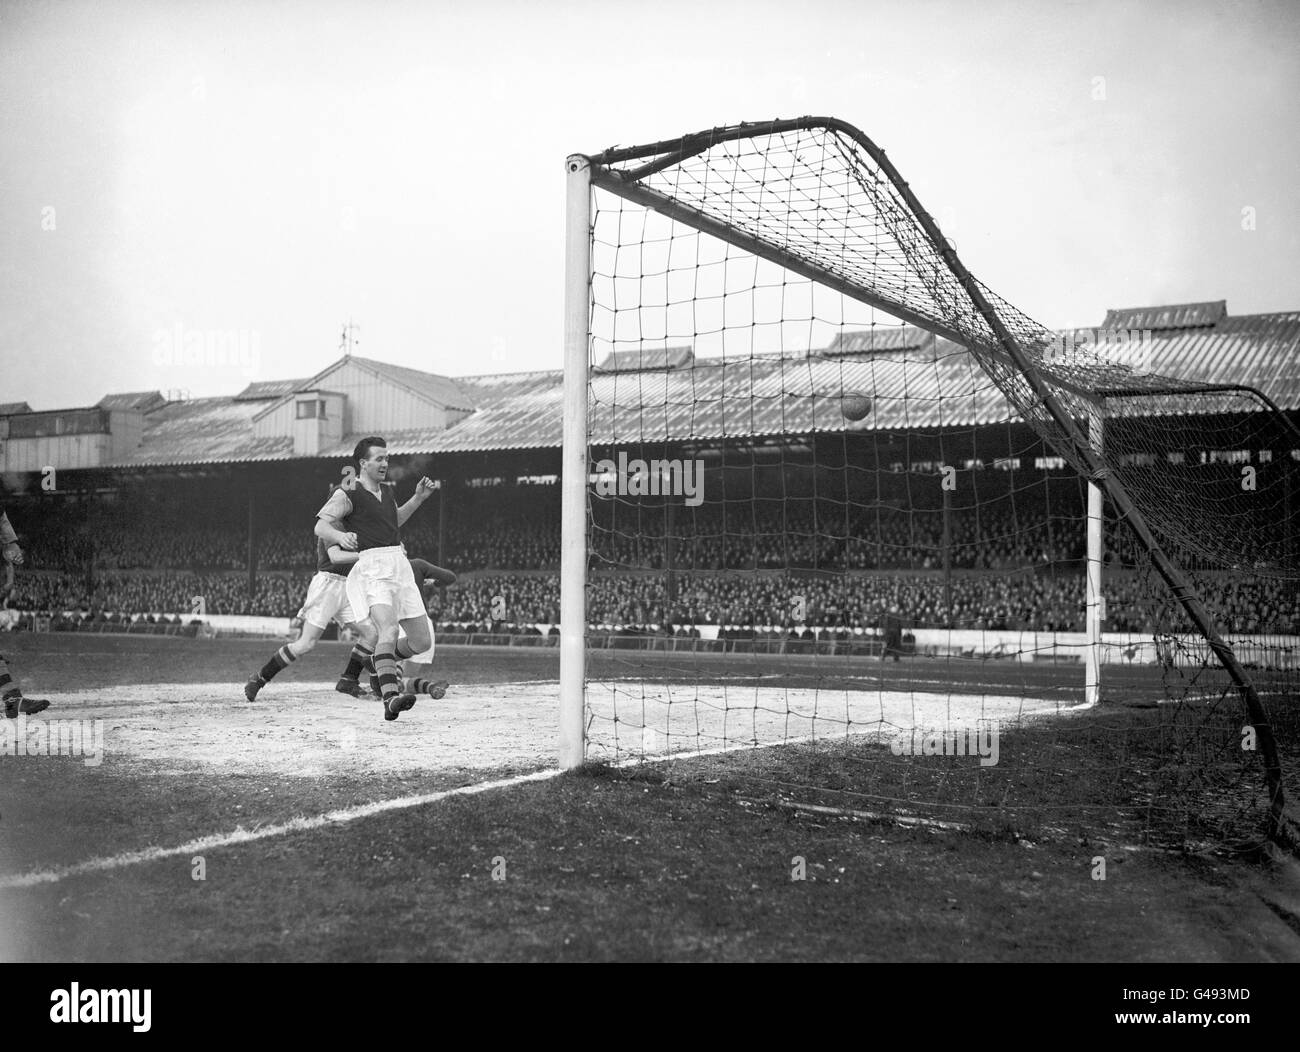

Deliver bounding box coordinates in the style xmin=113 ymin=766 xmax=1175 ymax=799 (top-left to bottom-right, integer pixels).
xmin=318 ymin=482 xmax=401 ymax=550
xmin=316 ymin=537 xmax=353 ymax=577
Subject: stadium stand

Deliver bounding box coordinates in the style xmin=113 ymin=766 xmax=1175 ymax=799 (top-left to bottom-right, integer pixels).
xmin=1 ymin=302 xmax=1295 ymax=639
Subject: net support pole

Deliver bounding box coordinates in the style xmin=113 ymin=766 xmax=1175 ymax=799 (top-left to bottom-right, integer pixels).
xmin=664 ymin=493 xmax=678 ymax=605
xmin=436 ymin=480 xmax=446 ymax=567
xmin=559 ymin=154 xmax=591 ymax=770
xmin=1085 ymin=406 xmax=1104 ymax=707
xmin=247 ymin=474 xmax=257 ymax=597
xmin=942 ymin=482 xmax=952 ymax=624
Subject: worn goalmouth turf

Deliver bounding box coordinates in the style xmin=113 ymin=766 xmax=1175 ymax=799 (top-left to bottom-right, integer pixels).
xmin=3 ymin=676 xmax=1065 ymax=776
xmin=7 ymin=682 xmax=559 ymax=777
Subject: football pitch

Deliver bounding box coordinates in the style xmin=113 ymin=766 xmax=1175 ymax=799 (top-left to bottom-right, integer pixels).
xmin=1 ymin=633 xmax=1297 ymax=962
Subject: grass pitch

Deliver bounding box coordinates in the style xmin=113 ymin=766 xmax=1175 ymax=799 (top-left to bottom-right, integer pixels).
xmin=0 ymin=632 xmax=1297 ymax=962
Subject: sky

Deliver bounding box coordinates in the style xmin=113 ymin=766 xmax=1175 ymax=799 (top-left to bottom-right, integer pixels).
xmin=1 ymin=0 xmax=1297 ymax=410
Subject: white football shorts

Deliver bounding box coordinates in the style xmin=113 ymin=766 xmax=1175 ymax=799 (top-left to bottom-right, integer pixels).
xmin=297 ymin=571 xmax=358 ymax=630
xmin=345 ymin=545 xmax=426 ymax=623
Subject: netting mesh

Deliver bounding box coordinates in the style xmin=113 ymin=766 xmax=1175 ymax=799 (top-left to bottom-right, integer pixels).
xmin=577 ymin=118 xmax=1298 ymax=849
xmin=596 ymin=122 xmax=1298 ymax=576
xmin=1102 ymin=387 xmax=1299 ymax=581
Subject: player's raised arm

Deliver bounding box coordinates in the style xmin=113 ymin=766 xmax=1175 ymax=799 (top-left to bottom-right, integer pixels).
xmin=396 ymin=476 xmax=437 ymax=528
xmin=426 ymin=563 xmax=458 ymax=587
xmin=408 ymin=557 xmax=457 ymax=588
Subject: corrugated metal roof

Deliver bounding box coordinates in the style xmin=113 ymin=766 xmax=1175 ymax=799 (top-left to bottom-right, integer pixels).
xmin=308 ymin=349 xmax=1017 ymax=455
xmin=822 ymin=325 xmax=935 ymax=355
xmin=1101 ymin=301 xmax=1227 ymax=331
xmin=389 ymin=377 xmax=567 ymax=452
xmin=593 ymin=348 xmax=1018 ymax=442
xmin=453 ymin=369 xmax=566 ymax=408
xmin=1126 ymin=312 xmax=1300 ymax=409
xmin=264 ymin=310 xmax=1300 ymax=457
xmin=97 ymin=391 xmax=165 ymax=412
xmin=104 ymin=397 xmax=295 ymax=468
xmin=54 ymin=304 xmax=1300 ymax=467
xmin=597 ymin=346 xmax=695 ymax=372
xmin=234 ymin=379 xmax=308 ymax=401
xmin=415 ymin=311 xmax=1299 ymax=452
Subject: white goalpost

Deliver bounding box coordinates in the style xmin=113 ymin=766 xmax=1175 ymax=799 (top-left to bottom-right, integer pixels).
xmin=559 ymin=154 xmax=590 ymax=770
xmin=1085 ymin=404 xmax=1104 ymax=708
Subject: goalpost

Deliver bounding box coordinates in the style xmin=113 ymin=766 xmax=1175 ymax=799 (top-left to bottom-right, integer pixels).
xmin=1086 ymin=405 xmax=1103 ymax=709
xmin=560 ymin=154 xmax=591 ymax=770
xmin=560 ymin=118 xmax=1297 ymax=849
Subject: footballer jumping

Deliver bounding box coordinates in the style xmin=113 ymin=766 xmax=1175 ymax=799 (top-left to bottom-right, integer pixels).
xmin=315 ymin=437 xmax=435 ymax=721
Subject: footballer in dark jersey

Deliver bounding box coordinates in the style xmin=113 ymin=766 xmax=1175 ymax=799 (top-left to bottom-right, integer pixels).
xmin=315 ymin=437 xmax=437 ymax=720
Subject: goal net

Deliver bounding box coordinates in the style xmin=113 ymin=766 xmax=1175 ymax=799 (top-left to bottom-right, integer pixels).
xmin=560 ymin=117 xmax=1298 ymax=851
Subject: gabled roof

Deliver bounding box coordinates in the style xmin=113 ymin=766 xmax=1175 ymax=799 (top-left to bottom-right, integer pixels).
xmin=820 ymin=325 xmax=936 ymax=356
xmin=345 ymin=356 xmax=475 ymax=412
xmin=234 ymin=379 xmax=309 ymax=401
xmin=251 ymin=355 xmax=474 ymax=422
xmin=97 ymin=391 xmax=166 ymax=412
xmin=0 ymin=402 xmax=32 ymax=416
xmin=596 ymin=346 xmax=695 ymax=372
xmin=1101 ymin=301 xmax=1227 ymax=331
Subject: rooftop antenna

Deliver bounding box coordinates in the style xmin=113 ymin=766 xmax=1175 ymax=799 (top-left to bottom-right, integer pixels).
xmin=340 ymin=319 xmax=360 ymax=358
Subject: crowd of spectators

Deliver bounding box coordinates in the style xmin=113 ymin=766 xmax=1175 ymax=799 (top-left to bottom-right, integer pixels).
xmin=431 ymin=571 xmax=1299 ymax=636
xmin=11 ymin=571 xmax=311 ymax=619
xmin=4 ymin=482 xmax=1294 ymax=635
xmin=9 ymin=487 xmax=1089 ymax=575
xmin=11 ymin=482 xmax=1291 ymax=580
xmin=9 ymin=566 xmax=1295 ymax=636
xmin=591 ymin=503 xmax=1082 ymax=573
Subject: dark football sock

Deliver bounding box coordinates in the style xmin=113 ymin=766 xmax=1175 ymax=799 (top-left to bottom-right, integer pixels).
xmin=395 ymin=638 xmax=416 ymax=660
xmin=342 ymin=643 xmax=373 ymax=680
xmin=258 ymin=645 xmax=296 ymax=683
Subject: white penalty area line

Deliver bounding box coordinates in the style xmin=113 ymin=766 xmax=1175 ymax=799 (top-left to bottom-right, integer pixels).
xmin=0 ymin=767 xmax=562 ymax=890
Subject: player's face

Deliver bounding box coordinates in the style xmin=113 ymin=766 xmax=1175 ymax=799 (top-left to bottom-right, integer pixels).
xmin=360 ymin=446 xmax=388 ymax=484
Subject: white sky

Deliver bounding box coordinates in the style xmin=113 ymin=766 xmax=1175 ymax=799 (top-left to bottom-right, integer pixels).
xmin=1 ymin=0 xmax=1297 ymax=410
